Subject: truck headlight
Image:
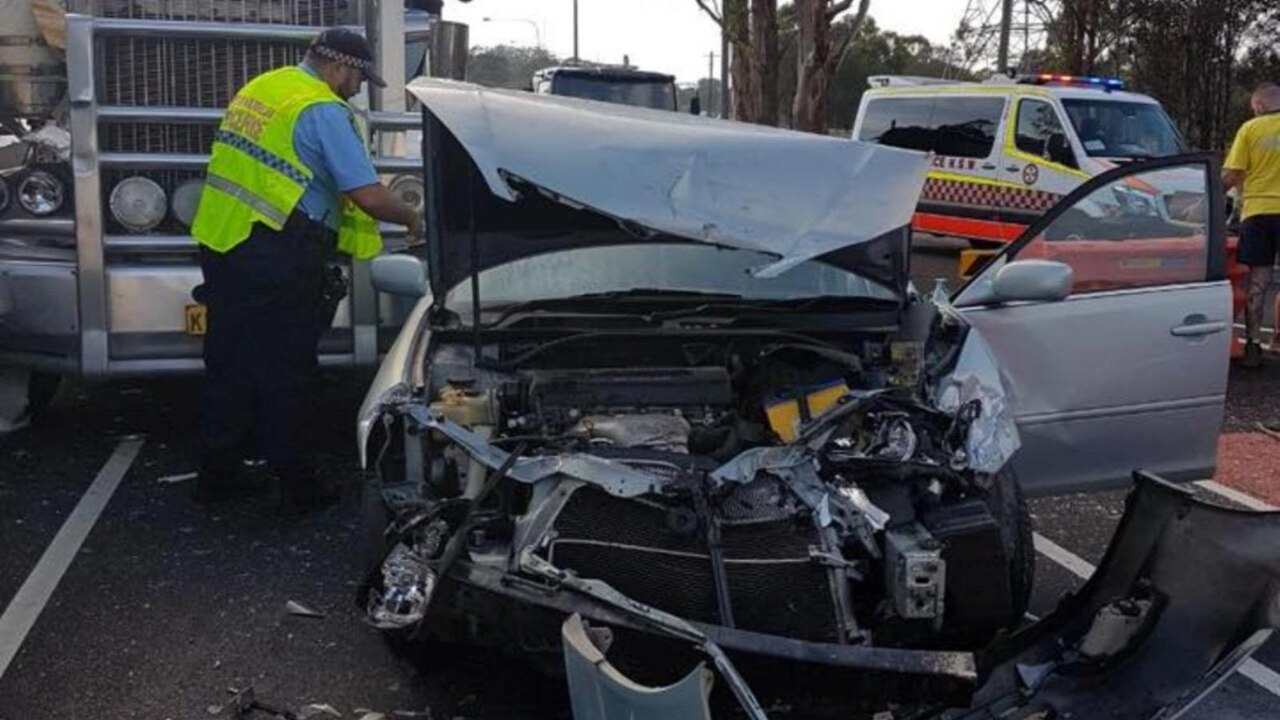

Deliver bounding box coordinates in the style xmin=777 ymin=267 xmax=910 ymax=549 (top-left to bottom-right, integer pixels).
xmin=390 ymin=174 xmax=425 ymax=216
xmin=170 ymin=179 xmax=203 ymax=227
xmin=109 ymin=177 xmax=168 ymax=232
xmin=17 ymin=170 xmax=65 ymax=216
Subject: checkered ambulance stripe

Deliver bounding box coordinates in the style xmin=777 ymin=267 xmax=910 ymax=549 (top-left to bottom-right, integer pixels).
xmin=922 ymin=177 xmax=1061 ymax=214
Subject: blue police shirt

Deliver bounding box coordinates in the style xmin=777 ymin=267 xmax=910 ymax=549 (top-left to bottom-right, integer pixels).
xmin=293 ymin=63 xmax=379 ymax=230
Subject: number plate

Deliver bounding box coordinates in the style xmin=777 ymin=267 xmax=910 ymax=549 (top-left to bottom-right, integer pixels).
xmin=184 ymin=303 xmax=207 ymax=336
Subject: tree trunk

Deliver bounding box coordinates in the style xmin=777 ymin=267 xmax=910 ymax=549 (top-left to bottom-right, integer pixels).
xmin=792 ymin=0 xmax=868 ymax=135
xmin=751 ymin=0 xmax=779 ymax=125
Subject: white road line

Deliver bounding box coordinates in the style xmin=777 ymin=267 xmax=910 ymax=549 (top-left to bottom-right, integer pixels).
xmin=0 ymin=438 xmax=144 ymax=679
xmin=1196 ymin=480 xmax=1277 ymax=512
xmin=1033 ymin=529 xmax=1280 ymax=697
xmin=1032 ymin=533 xmax=1097 ymax=581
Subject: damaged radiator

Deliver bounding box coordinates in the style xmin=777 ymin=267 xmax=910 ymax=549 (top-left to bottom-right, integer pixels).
xmin=547 ymin=485 xmax=844 ymax=643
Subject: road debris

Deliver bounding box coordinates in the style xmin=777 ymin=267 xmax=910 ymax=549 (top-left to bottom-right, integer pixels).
xmin=157 ymin=471 xmax=198 ymax=485
xmin=299 ymin=705 xmax=342 ymax=719
xmin=285 ymin=600 xmax=326 ymax=619
xmin=227 ymin=686 xmax=299 ymax=720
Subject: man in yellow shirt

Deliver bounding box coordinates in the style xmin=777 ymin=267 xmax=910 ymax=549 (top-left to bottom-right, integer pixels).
xmin=1224 ymin=83 xmax=1280 ymax=367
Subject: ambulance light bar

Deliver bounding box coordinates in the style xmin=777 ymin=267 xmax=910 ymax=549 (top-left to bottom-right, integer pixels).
xmin=1024 ymin=74 xmax=1125 ymax=90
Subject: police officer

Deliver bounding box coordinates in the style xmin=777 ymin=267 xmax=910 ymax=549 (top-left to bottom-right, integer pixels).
xmin=1224 ymin=82 xmax=1280 ymax=368
xmin=190 ymin=28 xmax=422 ymax=512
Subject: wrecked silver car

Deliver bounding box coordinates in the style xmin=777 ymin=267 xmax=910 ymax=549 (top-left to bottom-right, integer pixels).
xmin=354 ymin=80 xmax=1264 ymax=718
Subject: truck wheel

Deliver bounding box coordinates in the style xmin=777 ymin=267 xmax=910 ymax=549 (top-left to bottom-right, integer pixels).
xmin=0 ymin=368 xmax=62 ymax=433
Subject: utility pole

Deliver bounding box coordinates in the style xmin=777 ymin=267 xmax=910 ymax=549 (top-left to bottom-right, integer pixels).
xmin=572 ymin=0 xmax=579 ymax=63
xmin=720 ymin=27 xmax=730 ymax=118
xmin=707 ymin=51 xmax=717 ymax=117
xmin=997 ymin=0 xmax=1013 ymax=73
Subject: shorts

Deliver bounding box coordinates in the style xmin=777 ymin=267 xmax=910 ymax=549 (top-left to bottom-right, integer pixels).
xmin=1238 ymin=214 xmax=1280 ymax=267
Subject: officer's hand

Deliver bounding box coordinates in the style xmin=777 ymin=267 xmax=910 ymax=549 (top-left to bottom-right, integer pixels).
xmin=406 ymin=216 xmax=425 ymax=247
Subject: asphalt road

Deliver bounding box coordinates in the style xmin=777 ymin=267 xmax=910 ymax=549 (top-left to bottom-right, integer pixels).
xmin=2 ymin=246 xmax=1279 ymax=719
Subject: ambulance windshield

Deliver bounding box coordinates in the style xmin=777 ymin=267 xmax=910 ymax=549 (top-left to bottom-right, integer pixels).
xmin=1062 ymin=99 xmax=1186 ymax=158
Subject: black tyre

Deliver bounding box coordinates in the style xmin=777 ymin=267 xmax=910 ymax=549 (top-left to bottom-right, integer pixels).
xmin=987 ymin=467 xmax=1035 ymax=624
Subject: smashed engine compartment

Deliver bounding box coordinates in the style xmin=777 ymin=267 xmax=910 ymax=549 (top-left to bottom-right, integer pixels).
xmin=361 ymin=304 xmax=1035 ymax=712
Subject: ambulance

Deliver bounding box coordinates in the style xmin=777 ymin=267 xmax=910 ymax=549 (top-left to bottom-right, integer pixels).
xmin=851 ymin=73 xmax=1189 ymax=245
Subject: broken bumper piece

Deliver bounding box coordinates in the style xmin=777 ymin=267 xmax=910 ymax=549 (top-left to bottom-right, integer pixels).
xmin=452 ymin=471 xmax=1278 ymax=719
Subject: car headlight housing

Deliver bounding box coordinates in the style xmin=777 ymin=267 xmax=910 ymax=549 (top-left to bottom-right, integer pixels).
xmin=17 ymin=170 xmax=65 ymax=216
xmin=109 ymin=176 xmax=168 ymax=232
xmin=170 ymin=178 xmax=203 ymax=227
xmin=0 ymin=176 xmax=10 ymax=214
xmin=390 ymin=174 xmax=425 ymax=216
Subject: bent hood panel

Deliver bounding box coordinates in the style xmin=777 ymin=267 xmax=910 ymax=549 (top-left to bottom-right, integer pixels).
xmin=404 ymin=79 xmax=930 ymax=278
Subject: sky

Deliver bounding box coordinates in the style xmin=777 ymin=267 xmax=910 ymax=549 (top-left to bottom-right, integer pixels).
xmin=445 ymin=0 xmax=973 ymax=83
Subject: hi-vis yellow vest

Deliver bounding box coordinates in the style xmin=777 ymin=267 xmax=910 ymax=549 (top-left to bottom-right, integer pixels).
xmin=191 ymin=66 xmax=382 ymax=260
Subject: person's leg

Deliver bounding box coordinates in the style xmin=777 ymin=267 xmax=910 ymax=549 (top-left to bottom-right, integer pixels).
xmin=196 ymin=246 xmax=256 ymax=501
xmin=250 ymin=223 xmax=329 ymax=512
xmin=1238 ymin=216 xmax=1276 ymax=366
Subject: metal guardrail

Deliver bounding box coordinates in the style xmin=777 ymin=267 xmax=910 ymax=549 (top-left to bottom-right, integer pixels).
xmin=66 ymin=12 xmax=423 ymax=378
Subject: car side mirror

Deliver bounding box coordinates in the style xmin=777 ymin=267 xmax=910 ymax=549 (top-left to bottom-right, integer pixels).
xmin=371 ymin=254 xmax=428 ymax=298
xmin=991 ymin=260 xmax=1073 ymax=303
xmin=1046 ymin=133 xmax=1076 ymax=168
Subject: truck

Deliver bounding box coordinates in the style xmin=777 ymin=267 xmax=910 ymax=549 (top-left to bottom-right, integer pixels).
xmin=0 ymin=0 xmax=468 ymax=430
xmin=533 ymin=65 xmax=679 ymax=111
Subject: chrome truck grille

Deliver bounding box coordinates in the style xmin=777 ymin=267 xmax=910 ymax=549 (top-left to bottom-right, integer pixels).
xmin=95 ymin=0 xmax=353 ymax=234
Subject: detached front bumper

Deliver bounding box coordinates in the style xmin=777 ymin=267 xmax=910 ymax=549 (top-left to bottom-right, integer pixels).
xmin=425 ymin=472 xmax=1280 ymax=719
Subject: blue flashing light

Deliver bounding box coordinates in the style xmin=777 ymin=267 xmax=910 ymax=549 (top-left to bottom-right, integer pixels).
xmin=1025 ymin=73 xmax=1126 ymax=91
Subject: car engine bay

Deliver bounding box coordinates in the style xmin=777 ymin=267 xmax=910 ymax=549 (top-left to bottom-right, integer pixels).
xmin=362 ymin=299 xmax=1031 ymax=677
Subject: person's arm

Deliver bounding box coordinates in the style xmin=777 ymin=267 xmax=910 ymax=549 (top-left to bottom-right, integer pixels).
xmin=310 ymin=104 xmax=424 ymax=241
xmin=1223 ymin=124 xmax=1251 ymax=192
xmin=347 ymin=183 xmax=421 ymax=240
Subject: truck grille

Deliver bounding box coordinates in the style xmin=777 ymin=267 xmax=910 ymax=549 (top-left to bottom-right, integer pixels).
xmin=96 ymin=0 xmax=353 ymax=233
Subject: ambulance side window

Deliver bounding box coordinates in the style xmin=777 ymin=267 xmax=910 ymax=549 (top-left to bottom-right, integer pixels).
xmin=857 ymin=98 xmax=934 ymax=153
xmin=858 ymin=96 xmax=1003 ymax=158
xmin=1016 ymin=99 xmax=1076 ymax=168
xmin=929 ymin=97 xmax=1004 ymax=158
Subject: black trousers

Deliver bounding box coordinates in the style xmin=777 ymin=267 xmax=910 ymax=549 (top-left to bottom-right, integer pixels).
xmin=196 ymin=214 xmax=336 ymax=485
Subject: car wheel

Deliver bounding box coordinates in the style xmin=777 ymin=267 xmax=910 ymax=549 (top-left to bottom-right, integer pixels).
xmin=988 ymin=467 xmax=1035 ymax=624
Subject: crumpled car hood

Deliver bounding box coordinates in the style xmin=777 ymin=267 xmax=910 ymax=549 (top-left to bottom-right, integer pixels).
xmin=403 ymin=78 xmax=930 ymax=278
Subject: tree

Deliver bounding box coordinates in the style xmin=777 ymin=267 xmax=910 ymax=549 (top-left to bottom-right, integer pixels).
xmin=791 ymin=0 xmax=870 ymax=134
xmin=695 ymin=0 xmax=778 ymax=124
xmin=467 ymin=45 xmax=562 ymax=90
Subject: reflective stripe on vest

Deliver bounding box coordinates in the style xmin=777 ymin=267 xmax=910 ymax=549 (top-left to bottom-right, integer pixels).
xmin=191 ymin=66 xmax=382 ymax=259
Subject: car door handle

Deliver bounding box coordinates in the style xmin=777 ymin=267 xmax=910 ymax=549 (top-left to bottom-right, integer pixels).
xmin=1171 ymin=321 xmax=1227 ymax=337
xmin=1005 ymin=165 xmax=1021 ymax=172
xmin=981 ymin=163 xmax=997 ymax=170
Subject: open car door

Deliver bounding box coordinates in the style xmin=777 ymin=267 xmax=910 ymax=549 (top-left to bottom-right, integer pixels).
xmin=952 ymin=154 xmax=1230 ymax=496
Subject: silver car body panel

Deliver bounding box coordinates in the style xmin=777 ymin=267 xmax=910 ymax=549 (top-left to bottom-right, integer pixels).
xmin=403 ymin=78 xmax=930 ymax=278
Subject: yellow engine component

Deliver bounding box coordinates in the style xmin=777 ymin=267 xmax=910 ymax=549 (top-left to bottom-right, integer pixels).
xmin=430 ymin=386 xmax=501 ymax=427
xmin=764 ymin=381 xmax=849 ymax=442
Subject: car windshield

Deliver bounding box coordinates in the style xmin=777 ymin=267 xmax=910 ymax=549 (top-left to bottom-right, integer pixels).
xmin=444 ymin=244 xmax=898 ymax=312
xmin=552 ymin=76 xmax=676 ymax=110
xmin=1061 ymin=99 xmax=1186 ymax=158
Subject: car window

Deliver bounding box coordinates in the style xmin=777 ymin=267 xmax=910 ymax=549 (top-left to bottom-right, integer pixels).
xmin=858 ymin=96 xmax=1004 ymax=158
xmin=1061 ymin=99 xmax=1186 ymax=158
xmin=1010 ymin=163 xmax=1209 ymax=293
xmin=1015 ymin=99 xmax=1073 ymax=166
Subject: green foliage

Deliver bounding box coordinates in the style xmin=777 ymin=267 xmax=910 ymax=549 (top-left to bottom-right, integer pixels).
xmin=466 ymin=45 xmax=563 ymax=90
xmin=777 ymin=13 xmax=971 ymax=131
